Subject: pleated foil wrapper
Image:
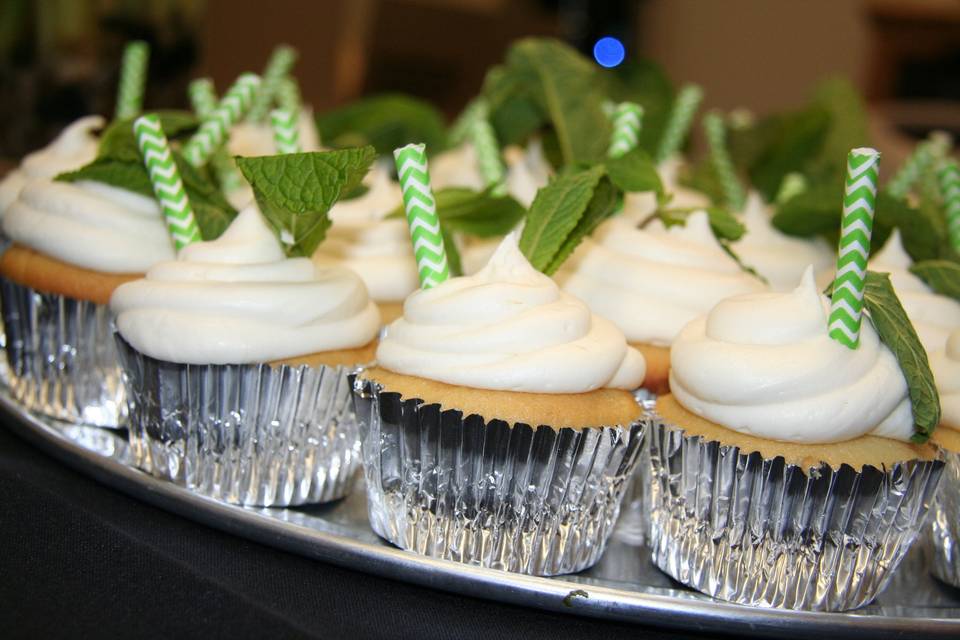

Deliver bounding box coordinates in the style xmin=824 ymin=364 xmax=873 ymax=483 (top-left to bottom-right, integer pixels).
xmin=351 ymin=375 xmax=645 ymax=576
xmin=930 ymin=448 xmax=960 ymax=588
xmin=116 ymin=336 xmax=362 ymax=507
xmin=614 ymin=388 xmax=657 ymax=546
xmin=645 ymin=411 xmax=944 ymax=611
xmin=0 ymin=278 xmax=125 ymax=427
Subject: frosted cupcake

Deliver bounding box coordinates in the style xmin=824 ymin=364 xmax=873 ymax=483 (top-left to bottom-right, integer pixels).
xmin=647 ymin=267 xmax=943 ymax=610
xmin=353 ymin=234 xmax=647 ymax=575
xmin=312 ymin=164 xmax=416 ymax=323
xmin=869 ymin=229 xmax=960 ymax=353
xmin=112 ymin=205 xmax=380 ymax=506
xmin=0 ymin=170 xmax=174 ymax=425
xmin=929 ymin=329 xmax=960 ymax=587
xmin=556 ymin=210 xmax=765 ymax=392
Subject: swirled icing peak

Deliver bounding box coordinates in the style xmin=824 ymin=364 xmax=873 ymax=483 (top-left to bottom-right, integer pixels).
xmin=932 ymin=329 xmax=960 ymax=430
xmin=376 ymin=233 xmax=645 ymax=393
xmin=670 ymin=267 xmax=915 ymax=443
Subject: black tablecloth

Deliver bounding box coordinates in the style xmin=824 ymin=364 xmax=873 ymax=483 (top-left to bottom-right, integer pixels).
xmin=0 ymin=421 xmax=724 ymax=640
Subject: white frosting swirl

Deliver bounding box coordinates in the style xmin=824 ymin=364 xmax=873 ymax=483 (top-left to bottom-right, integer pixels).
xmin=312 ymin=164 xmax=418 ymax=302
xmin=670 ymin=267 xmax=914 ymax=443
xmin=431 ymin=142 xmax=550 ymax=205
xmin=3 ymin=179 xmax=174 ymax=273
xmin=0 ymin=116 xmax=104 ymax=217
xmin=111 ymin=205 xmax=380 ymax=364
xmin=557 ymin=211 xmax=766 ymax=346
xmin=732 ymin=191 xmax=835 ymax=291
xmin=932 ymin=329 xmax=960 ymax=430
xmin=377 ymin=233 xmax=645 ymax=393
xmin=871 ymin=229 xmax=960 ymax=353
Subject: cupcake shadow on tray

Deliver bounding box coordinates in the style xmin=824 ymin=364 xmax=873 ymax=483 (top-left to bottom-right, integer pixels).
xmin=1 ymin=37 xmax=959 ymax=614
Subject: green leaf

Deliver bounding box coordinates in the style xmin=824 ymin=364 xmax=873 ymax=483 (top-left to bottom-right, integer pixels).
xmin=235 ymin=147 xmax=377 ymax=257
xmin=97 ymin=111 xmax=199 ymax=161
xmin=597 ymin=59 xmax=675 ymax=155
xmin=910 ymin=260 xmax=960 ymax=301
xmin=519 ymin=165 xmax=605 ymax=271
xmin=315 ymin=94 xmax=447 ymax=156
xmin=873 ymin=191 xmax=943 ymax=261
xmin=679 ymin=157 xmax=724 ymax=205
xmin=387 ymin=187 xmax=526 ymax=238
xmin=605 ymin=147 xmax=663 ymax=194
xmin=746 ymin=107 xmax=830 ymax=201
xmin=771 ymin=178 xmax=842 ymax=237
xmin=656 ymin=206 xmax=746 ymax=242
xmin=861 ymin=271 xmax=940 ymax=443
xmin=809 ymin=77 xmax=870 ymax=179
xmin=544 ymin=177 xmax=620 ymax=275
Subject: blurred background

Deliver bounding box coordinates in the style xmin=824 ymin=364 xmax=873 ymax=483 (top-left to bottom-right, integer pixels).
xmin=1 ymin=0 xmax=958 ymax=161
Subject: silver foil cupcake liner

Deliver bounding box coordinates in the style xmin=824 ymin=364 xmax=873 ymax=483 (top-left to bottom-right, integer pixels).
xmin=929 ymin=448 xmax=960 ymax=588
xmin=116 ymin=336 xmax=362 ymax=507
xmin=0 ymin=278 xmax=125 ymax=427
xmin=646 ymin=411 xmax=944 ymax=611
xmin=351 ymin=375 xmax=645 ymax=576
xmin=614 ymin=388 xmax=657 ymax=546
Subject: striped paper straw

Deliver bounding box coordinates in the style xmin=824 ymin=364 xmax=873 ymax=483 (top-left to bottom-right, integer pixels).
xmin=656 ymin=84 xmax=703 ymax=164
xmin=703 ymin=111 xmax=746 ymax=211
xmin=470 ymin=117 xmax=506 ymax=195
xmin=775 ymin=172 xmax=808 ymax=204
xmin=939 ymin=159 xmax=960 ymax=251
xmin=393 ymin=143 xmax=450 ymax=289
xmin=607 ymin=102 xmax=643 ymax=159
xmin=888 ymin=140 xmax=937 ymax=200
xmin=828 ymin=148 xmax=881 ymax=349
xmin=188 ymin=78 xmax=217 ymax=119
xmin=449 ymin=98 xmax=488 ymax=147
xmin=270 ymin=108 xmax=301 ymax=154
xmin=188 ymin=78 xmax=245 ymax=192
xmin=247 ymin=45 xmax=297 ymax=122
xmin=182 ymin=73 xmax=260 ymax=167
xmin=276 ymin=76 xmax=302 ymax=118
xmin=133 ymin=114 xmax=202 ymax=250
xmin=116 ymin=41 xmax=150 ymax=120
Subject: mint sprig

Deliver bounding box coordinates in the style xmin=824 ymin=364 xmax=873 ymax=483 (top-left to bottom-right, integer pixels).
xmin=235 ymin=147 xmax=376 ymax=257
xmin=387 ymin=187 xmax=526 ymax=239
xmin=911 ymin=260 xmax=960 ymax=301
xmin=654 ymin=206 xmax=746 ymax=242
xmin=315 ymin=94 xmax=447 ymax=157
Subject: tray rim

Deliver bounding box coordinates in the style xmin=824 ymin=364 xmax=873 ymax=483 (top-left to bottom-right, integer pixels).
xmin=3 ymin=393 xmax=959 ymax=639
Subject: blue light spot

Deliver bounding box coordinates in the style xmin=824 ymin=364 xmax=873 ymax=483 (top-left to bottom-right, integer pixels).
xmin=593 ymin=37 xmax=625 ymax=68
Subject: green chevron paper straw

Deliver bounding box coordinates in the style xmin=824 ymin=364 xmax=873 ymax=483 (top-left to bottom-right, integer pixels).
xmin=656 ymin=84 xmax=703 ymax=164
xmin=449 ymin=98 xmax=488 ymax=147
xmin=393 ymin=143 xmax=450 ymax=289
xmin=939 ymin=159 xmax=960 ymax=251
xmin=775 ymin=172 xmax=808 ymax=204
xmin=276 ymin=76 xmax=302 ymax=118
xmin=270 ymin=108 xmax=301 ymax=154
xmin=247 ymin=45 xmax=297 ymax=122
xmin=888 ymin=140 xmax=937 ymax=200
xmin=601 ymin=100 xmax=617 ymax=119
xmin=133 ymin=114 xmax=202 ymax=250
xmin=182 ymin=73 xmax=260 ymax=167
xmin=188 ymin=78 xmax=217 ymax=119
xmin=470 ymin=117 xmax=506 ymax=196
xmin=607 ymin=102 xmax=643 ymax=159
xmin=187 ymin=78 xmax=245 ymax=193
xmin=116 ymin=41 xmax=150 ymax=120
xmin=828 ymin=148 xmax=881 ymax=350
xmin=703 ymin=111 xmax=746 ymax=211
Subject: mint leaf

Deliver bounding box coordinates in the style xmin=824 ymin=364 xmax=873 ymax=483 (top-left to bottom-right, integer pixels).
xmin=387 ymin=187 xmax=526 ymax=238
xmin=873 ymin=192 xmax=943 ymax=261
xmin=519 ymin=165 xmax=605 ymax=271
xmin=656 ymin=206 xmax=746 ymax=242
xmin=98 ymin=111 xmax=198 ymax=161
xmin=605 ymin=147 xmax=662 ymax=194
xmin=746 ymin=107 xmax=830 ymax=201
xmin=810 ymin=77 xmax=870 ymax=179
xmin=771 ymin=179 xmax=842 ymax=236
xmin=860 ymin=271 xmax=940 ymax=443
xmin=911 ymin=260 xmax=960 ymax=301
xmin=544 ymin=177 xmax=620 ymax=274
xmin=315 ymin=95 xmax=447 ymax=156
xmin=236 ymin=147 xmax=376 ymax=256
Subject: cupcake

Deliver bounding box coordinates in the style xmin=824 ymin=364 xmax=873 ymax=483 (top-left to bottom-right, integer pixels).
xmin=929 ymin=329 xmax=960 ymax=587
xmin=869 ymin=229 xmax=960 ymax=353
xmin=111 ymin=204 xmax=380 ymax=506
xmin=353 ymin=233 xmax=647 ymax=575
xmin=556 ymin=210 xmax=766 ymax=393
xmin=646 ymin=267 xmax=943 ymax=610
xmin=0 ymin=170 xmax=175 ymax=426
xmin=312 ymin=164 xmax=417 ymax=323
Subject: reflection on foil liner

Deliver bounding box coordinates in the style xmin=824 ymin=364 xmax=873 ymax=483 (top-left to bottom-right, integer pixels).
xmin=645 ymin=411 xmax=944 ymax=611
xmin=351 ymin=375 xmax=645 ymax=576
xmin=0 ymin=278 xmax=125 ymax=427
xmin=615 ymin=388 xmax=657 ymax=546
xmin=116 ymin=336 xmax=362 ymax=507
xmin=930 ymin=449 xmax=960 ymax=588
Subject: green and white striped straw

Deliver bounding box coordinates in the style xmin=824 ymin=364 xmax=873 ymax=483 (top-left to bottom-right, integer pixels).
xmin=828 ymin=148 xmax=881 ymax=349
xmin=276 ymin=76 xmax=302 ymax=119
xmin=656 ymin=84 xmax=703 ymax=164
xmin=188 ymin=78 xmax=244 ymax=193
xmin=270 ymin=108 xmax=301 ymax=154
xmin=116 ymin=41 xmax=149 ymax=120
xmin=449 ymin=98 xmax=488 ymax=147
xmin=182 ymin=73 xmax=260 ymax=167
xmin=703 ymin=111 xmax=746 ymax=211
xmin=133 ymin=114 xmax=202 ymax=250
xmin=188 ymin=78 xmax=217 ymax=119
xmin=888 ymin=140 xmax=938 ymax=200
xmin=247 ymin=45 xmax=297 ymax=122
xmin=939 ymin=159 xmax=960 ymax=251
xmin=470 ymin=117 xmax=506 ymax=196
xmin=775 ymin=172 xmax=808 ymax=204
xmin=393 ymin=143 xmax=450 ymax=289
xmin=607 ymin=102 xmax=643 ymax=159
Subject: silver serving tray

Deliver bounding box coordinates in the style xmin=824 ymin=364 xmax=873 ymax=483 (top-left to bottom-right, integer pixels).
xmin=4 ymin=391 xmax=960 ymax=639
